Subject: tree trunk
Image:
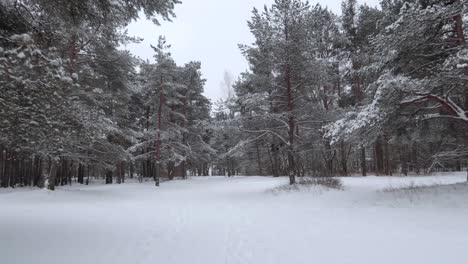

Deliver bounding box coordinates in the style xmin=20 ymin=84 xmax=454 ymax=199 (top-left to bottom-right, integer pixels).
xmin=116 ymin=162 xmax=122 ymax=184
xmin=288 ymin=148 xmax=296 ymax=185
xmin=77 ymin=163 xmax=84 ymax=184
xmin=360 ymin=146 xmax=367 ymax=177
xmin=255 ymin=141 xmax=263 ymax=176
xmin=340 ymin=141 xmax=349 ymax=176
xmin=271 ymin=143 xmax=280 ymax=177
xmin=105 ymin=170 xmax=113 ymax=184
xmin=33 ymin=156 xmax=43 ymax=187
xmin=283 ymin=13 xmax=296 ymax=185
xmin=0 ymin=147 xmax=5 ymax=188
xmin=384 ymin=135 xmax=391 ymax=176
xmin=47 ymin=159 xmax=59 ymax=191
xmin=155 ymin=76 xmax=164 ymax=187
xmin=130 ymin=163 xmax=134 ymax=179
xmin=375 ymin=137 xmax=384 ymax=175
xmin=86 ymin=161 xmax=91 ymax=185
xmin=400 ymin=145 xmax=408 ymax=176
xmin=154 ymin=163 xmax=160 ymax=187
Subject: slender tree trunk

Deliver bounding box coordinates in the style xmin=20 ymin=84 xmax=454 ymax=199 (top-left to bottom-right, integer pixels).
xmin=354 ymin=76 xmax=362 ymax=102
xmin=272 ymin=143 xmax=280 ymax=177
xmin=375 ymin=137 xmax=384 ymax=175
xmin=204 ymin=163 xmax=209 ymax=176
xmin=47 ymin=159 xmax=59 ymax=191
xmin=255 ymin=141 xmax=263 ymax=176
xmin=360 ymin=146 xmax=367 ymax=177
xmin=33 ymin=156 xmax=43 ymax=187
xmin=181 ymin=76 xmax=190 ymax=180
xmin=130 ymin=163 xmax=134 ymax=179
xmin=412 ymin=143 xmax=420 ymax=174
xmin=288 ymin=149 xmax=295 ymax=184
xmin=384 ymin=135 xmax=391 ymax=176
xmin=105 ymin=170 xmax=113 ymax=184
xmin=77 ymin=163 xmax=84 ymax=184
xmin=168 ymin=161 xmax=175 ymax=180
xmin=145 ymin=106 xmax=151 ymax=180
xmin=0 ymin=147 xmax=5 ymax=188
xmin=155 ymin=77 xmax=164 ymax=187
xmin=324 ymin=140 xmax=335 ymax=177
xmin=86 ymin=163 xmax=90 ymax=185
xmin=116 ymin=162 xmax=122 ymax=184
xmin=340 ymin=141 xmax=349 ymax=176
xmin=400 ymin=145 xmax=408 ymax=176
xmin=285 ymin=62 xmax=295 ymax=184
xmin=283 ymin=11 xmax=296 ymax=185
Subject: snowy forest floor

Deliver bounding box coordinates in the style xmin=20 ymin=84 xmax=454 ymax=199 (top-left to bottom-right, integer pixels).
xmin=1 ymin=174 xmax=468 ymax=264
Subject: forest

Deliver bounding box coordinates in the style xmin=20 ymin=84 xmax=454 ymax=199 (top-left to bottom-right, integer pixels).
xmin=1 ymin=0 xmax=468 ymax=189
xmin=2 ymin=1 xmax=468 ymax=264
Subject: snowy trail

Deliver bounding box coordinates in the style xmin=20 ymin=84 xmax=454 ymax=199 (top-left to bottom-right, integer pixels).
xmin=1 ymin=175 xmax=468 ymax=264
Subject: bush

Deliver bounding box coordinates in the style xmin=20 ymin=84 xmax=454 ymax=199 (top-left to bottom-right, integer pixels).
xmin=269 ymin=177 xmax=344 ymax=194
xmin=297 ymin=177 xmax=343 ymax=190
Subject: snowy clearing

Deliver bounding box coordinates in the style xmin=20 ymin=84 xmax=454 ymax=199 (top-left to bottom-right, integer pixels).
xmin=1 ymin=174 xmax=468 ymax=264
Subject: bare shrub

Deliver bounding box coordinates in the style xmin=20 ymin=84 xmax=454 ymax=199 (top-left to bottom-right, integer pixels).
xmin=297 ymin=177 xmax=344 ymax=190
xmin=382 ymin=181 xmax=441 ymax=193
xmin=269 ymin=177 xmax=344 ymax=194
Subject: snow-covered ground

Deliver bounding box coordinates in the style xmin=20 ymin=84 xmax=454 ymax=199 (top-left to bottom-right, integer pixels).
xmin=1 ymin=174 xmax=468 ymax=264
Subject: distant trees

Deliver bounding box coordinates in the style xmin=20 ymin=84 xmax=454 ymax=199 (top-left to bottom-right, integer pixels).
xmin=2 ymin=0 xmax=467 ymax=189
xmin=221 ymin=71 xmax=235 ymax=100
xmin=325 ymin=0 xmax=468 ymax=174
xmin=234 ymin=0 xmax=325 ymax=184
xmin=0 ymin=0 xmax=215 ymax=189
xmin=131 ymin=37 xmax=213 ymax=184
xmin=226 ymin=0 xmax=350 ymax=183
xmin=220 ymin=0 xmax=468 ymax=182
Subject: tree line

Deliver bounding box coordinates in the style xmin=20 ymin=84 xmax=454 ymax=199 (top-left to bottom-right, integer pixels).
xmin=214 ymin=0 xmax=468 ymax=184
xmin=0 ymin=0 xmax=214 ymax=190
xmin=1 ymin=0 xmax=467 ymax=189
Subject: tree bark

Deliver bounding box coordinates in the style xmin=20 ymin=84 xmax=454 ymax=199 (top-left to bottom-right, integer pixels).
xmin=105 ymin=170 xmax=113 ymax=184
xmin=400 ymin=145 xmax=408 ymax=176
xmin=340 ymin=141 xmax=349 ymax=176
xmin=384 ymin=135 xmax=391 ymax=176
xmin=47 ymin=159 xmax=59 ymax=191
xmin=375 ymin=137 xmax=384 ymax=175
xmin=255 ymin=141 xmax=263 ymax=176
xmin=155 ymin=76 xmax=164 ymax=187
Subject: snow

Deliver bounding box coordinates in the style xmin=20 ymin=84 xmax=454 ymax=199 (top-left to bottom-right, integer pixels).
xmin=49 ymin=59 xmax=60 ymax=67
xmin=10 ymin=33 xmax=32 ymax=43
xmin=60 ymin=76 xmax=73 ymax=83
xmin=323 ymin=73 xmax=424 ymax=144
xmin=110 ymin=0 xmax=124 ymax=7
xmin=1 ymin=174 xmax=468 ymax=264
xmin=93 ymin=88 xmax=104 ymax=94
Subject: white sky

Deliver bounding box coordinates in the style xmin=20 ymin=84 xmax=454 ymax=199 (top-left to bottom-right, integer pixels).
xmin=124 ymin=0 xmax=380 ymax=102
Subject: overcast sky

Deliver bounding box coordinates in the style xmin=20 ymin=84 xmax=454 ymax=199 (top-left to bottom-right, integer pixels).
xmin=125 ymin=0 xmax=379 ymax=102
